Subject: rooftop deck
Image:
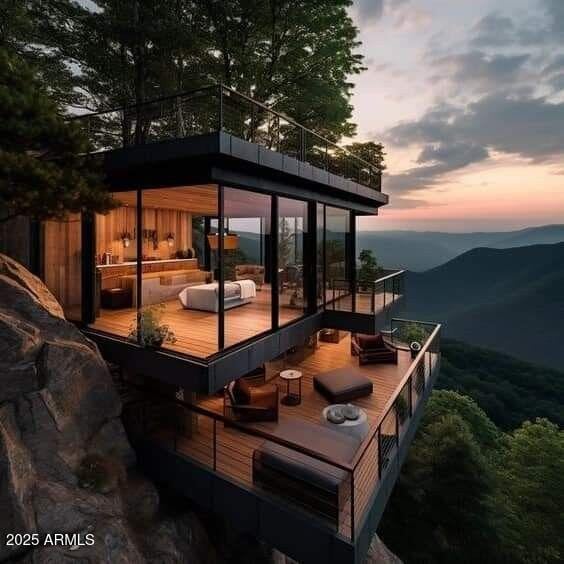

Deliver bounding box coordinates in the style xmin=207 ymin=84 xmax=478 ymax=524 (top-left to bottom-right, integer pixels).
xmin=122 ymin=320 xmax=440 ymax=563
xmin=72 ymin=85 xmax=385 ymax=200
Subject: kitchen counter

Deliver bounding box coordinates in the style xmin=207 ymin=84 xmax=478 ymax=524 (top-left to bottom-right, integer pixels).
xmin=97 ymin=258 xmax=194 ymax=268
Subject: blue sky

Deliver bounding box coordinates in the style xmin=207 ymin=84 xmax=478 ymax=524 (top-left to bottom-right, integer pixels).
xmin=349 ymin=0 xmax=564 ymax=231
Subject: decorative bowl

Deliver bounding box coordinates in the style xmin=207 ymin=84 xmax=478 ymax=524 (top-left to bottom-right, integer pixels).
xmin=342 ymin=404 xmax=360 ymax=421
xmin=327 ymin=406 xmax=345 ymax=424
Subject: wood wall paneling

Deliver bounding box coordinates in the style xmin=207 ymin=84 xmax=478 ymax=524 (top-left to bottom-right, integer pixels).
xmin=43 ymin=215 xmax=82 ymax=318
xmin=96 ymin=207 xmax=194 ymax=261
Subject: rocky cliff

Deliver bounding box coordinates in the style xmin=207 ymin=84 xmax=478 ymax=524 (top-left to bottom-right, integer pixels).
xmin=0 ymin=253 xmax=400 ymax=564
xmin=0 ymin=253 xmax=215 ymax=562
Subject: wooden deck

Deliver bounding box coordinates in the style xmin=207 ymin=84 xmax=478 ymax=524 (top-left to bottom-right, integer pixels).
xmin=91 ymin=285 xmax=301 ymax=357
xmin=158 ymin=335 xmax=417 ymax=537
xmin=91 ymin=284 xmax=401 ymax=358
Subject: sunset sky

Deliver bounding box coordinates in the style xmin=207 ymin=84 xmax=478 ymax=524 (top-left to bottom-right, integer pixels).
xmin=349 ymin=0 xmax=564 ymax=231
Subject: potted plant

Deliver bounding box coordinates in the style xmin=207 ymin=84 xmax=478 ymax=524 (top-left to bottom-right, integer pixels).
xmin=128 ymin=305 xmax=176 ymax=349
xmin=410 ymin=340 xmax=422 ymax=359
xmin=399 ymin=322 xmax=428 ymax=356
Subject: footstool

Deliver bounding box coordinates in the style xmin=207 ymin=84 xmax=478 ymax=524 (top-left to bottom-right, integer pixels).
xmin=313 ymin=367 xmax=373 ymax=403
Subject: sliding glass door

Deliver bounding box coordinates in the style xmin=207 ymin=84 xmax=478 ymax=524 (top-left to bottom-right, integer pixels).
xmin=222 ymin=187 xmax=272 ymax=348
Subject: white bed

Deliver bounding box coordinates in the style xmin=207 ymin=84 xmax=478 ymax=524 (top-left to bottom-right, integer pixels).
xmin=178 ymin=279 xmax=256 ymax=312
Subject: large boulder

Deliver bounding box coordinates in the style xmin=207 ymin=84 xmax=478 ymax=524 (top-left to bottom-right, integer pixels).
xmin=0 ymin=254 xmax=215 ymax=562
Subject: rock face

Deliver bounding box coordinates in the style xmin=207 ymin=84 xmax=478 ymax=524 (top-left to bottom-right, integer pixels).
xmin=0 ymin=253 xmax=402 ymax=564
xmin=0 ymin=254 xmax=214 ymax=562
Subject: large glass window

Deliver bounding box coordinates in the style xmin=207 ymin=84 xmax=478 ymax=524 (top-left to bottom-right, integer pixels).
xmin=278 ymin=197 xmax=308 ymax=323
xmin=141 ymin=186 xmax=218 ymax=357
xmin=91 ymin=190 xmax=138 ymax=339
xmin=325 ymin=206 xmax=351 ymax=310
xmin=43 ymin=214 xmax=82 ymax=321
xmin=223 ymin=187 xmax=271 ymax=348
xmin=316 ymin=203 xmax=325 ymax=307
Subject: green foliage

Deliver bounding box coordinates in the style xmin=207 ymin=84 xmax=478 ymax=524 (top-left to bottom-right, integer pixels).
xmin=422 ymin=390 xmax=500 ymax=452
xmin=357 ymin=249 xmax=383 ymax=289
xmin=16 ymin=0 xmax=365 ymax=142
xmin=380 ymin=390 xmax=564 ymax=564
xmin=398 ymin=322 xmax=429 ymax=347
xmin=379 ymin=402 xmax=496 ymax=563
xmin=0 ymin=48 xmax=116 ymax=222
xmin=345 ymin=141 xmax=386 ymax=171
xmin=438 ymin=340 xmax=564 ymax=430
xmin=495 ymin=419 xmax=564 ymax=563
xmin=129 ymin=304 xmax=177 ymax=348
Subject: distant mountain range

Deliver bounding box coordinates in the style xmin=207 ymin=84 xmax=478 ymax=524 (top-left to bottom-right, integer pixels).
xmin=405 ymin=242 xmax=564 ymax=370
xmin=357 ymin=224 xmax=564 ymax=271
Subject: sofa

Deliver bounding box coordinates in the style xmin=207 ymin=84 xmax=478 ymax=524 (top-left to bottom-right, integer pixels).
xmin=119 ymin=269 xmax=211 ymax=306
xmin=235 ymin=264 xmax=265 ymax=289
xmin=252 ymin=419 xmax=360 ymax=525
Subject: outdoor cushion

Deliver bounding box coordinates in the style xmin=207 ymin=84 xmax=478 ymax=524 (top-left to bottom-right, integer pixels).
xmin=356 ymin=333 xmax=384 ymax=349
xmin=253 ymin=418 xmax=360 ymax=492
xmin=257 ymin=441 xmax=347 ymax=493
xmin=233 ymin=378 xmax=252 ymax=404
xmin=314 ymin=368 xmax=373 ymax=403
xmin=226 ymin=381 xmax=238 ymax=406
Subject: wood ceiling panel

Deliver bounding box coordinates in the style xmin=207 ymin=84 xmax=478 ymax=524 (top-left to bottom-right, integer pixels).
xmin=113 ymin=185 xmax=219 ymax=215
xmin=110 ymin=184 xmax=278 ymax=218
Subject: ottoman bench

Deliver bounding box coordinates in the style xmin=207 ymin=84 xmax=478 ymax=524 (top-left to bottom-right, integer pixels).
xmin=313 ymin=367 xmax=373 ymax=403
xmin=252 ymin=419 xmax=360 ymax=525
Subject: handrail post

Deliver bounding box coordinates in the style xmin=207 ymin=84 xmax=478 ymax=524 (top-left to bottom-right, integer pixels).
xmin=371 ymin=282 xmax=376 ymax=313
xmin=408 ymin=375 xmax=413 ymax=417
xmin=394 ymin=408 xmax=401 ymax=448
xmin=218 ymin=83 xmax=224 ymax=131
xmin=377 ymin=426 xmax=382 ymax=480
xmin=173 ymin=406 xmax=178 ymax=452
xmin=350 ymin=471 xmax=356 ymax=541
xmin=250 ymin=102 xmax=256 ymax=143
xmin=213 ymin=419 xmax=217 ymax=470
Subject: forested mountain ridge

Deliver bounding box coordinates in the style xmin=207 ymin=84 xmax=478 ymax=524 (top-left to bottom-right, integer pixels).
xmin=357 ymin=224 xmax=564 ymax=271
xmin=405 ymin=242 xmax=564 ymax=369
xmin=438 ymin=340 xmax=564 ymax=430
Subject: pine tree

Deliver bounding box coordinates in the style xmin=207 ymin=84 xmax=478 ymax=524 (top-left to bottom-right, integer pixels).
xmin=0 ymin=49 xmax=115 ymax=222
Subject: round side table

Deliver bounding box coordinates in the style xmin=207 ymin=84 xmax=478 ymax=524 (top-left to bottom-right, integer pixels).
xmin=279 ymin=369 xmax=303 ymax=406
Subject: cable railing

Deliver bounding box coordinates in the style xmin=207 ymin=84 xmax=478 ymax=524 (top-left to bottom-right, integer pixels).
xmin=349 ymin=320 xmax=441 ymax=536
xmin=71 ymin=84 xmax=383 ymax=191
xmin=121 ymin=318 xmax=440 ymax=543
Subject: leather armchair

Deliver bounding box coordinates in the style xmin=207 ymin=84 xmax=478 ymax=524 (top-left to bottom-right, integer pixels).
xmin=224 ymin=378 xmax=279 ymax=422
xmin=351 ymin=333 xmax=398 ymax=366
xmin=235 ymin=264 xmax=265 ymax=289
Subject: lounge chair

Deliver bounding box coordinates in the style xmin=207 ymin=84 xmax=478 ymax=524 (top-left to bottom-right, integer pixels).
xmin=351 ymin=333 xmax=398 ymax=365
xmin=224 ymin=378 xmax=278 ymax=422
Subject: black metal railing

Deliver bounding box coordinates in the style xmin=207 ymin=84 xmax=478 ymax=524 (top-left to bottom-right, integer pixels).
xmin=71 ymin=84 xmax=383 ymax=191
xmin=328 ymin=268 xmax=405 ymax=314
xmin=121 ymin=319 xmax=440 ymax=542
xmin=349 ymin=320 xmax=441 ymax=535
